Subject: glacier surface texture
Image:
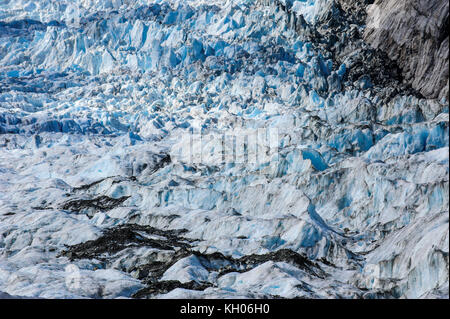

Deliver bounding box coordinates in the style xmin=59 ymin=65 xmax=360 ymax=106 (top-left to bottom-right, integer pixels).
xmin=0 ymin=0 xmax=448 ymax=299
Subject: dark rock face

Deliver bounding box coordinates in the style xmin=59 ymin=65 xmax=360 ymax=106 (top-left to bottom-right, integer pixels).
xmin=270 ymin=0 xmax=448 ymax=102
xmin=265 ymin=0 xmax=419 ymax=103
xmin=364 ymin=0 xmax=449 ymax=100
xmin=313 ymin=0 xmax=412 ymax=99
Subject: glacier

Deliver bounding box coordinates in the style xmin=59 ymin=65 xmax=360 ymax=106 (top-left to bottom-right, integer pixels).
xmin=0 ymin=0 xmax=448 ymax=299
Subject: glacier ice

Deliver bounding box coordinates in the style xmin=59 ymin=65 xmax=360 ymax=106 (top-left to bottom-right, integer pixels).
xmin=0 ymin=0 xmax=448 ymax=299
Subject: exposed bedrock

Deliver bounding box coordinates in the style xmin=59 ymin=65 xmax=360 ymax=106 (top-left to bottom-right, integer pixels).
xmin=364 ymin=0 xmax=449 ymax=101
xmin=262 ymin=0 xmax=420 ymax=103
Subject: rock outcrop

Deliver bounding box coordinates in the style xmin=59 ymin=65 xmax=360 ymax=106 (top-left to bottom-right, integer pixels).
xmin=364 ymin=0 xmax=449 ymax=101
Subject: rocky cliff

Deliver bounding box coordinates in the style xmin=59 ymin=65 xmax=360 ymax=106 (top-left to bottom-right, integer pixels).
xmin=364 ymin=0 xmax=449 ymax=101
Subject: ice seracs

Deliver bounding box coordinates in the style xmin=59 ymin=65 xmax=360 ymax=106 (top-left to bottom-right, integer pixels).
xmin=0 ymin=0 xmax=448 ymax=299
